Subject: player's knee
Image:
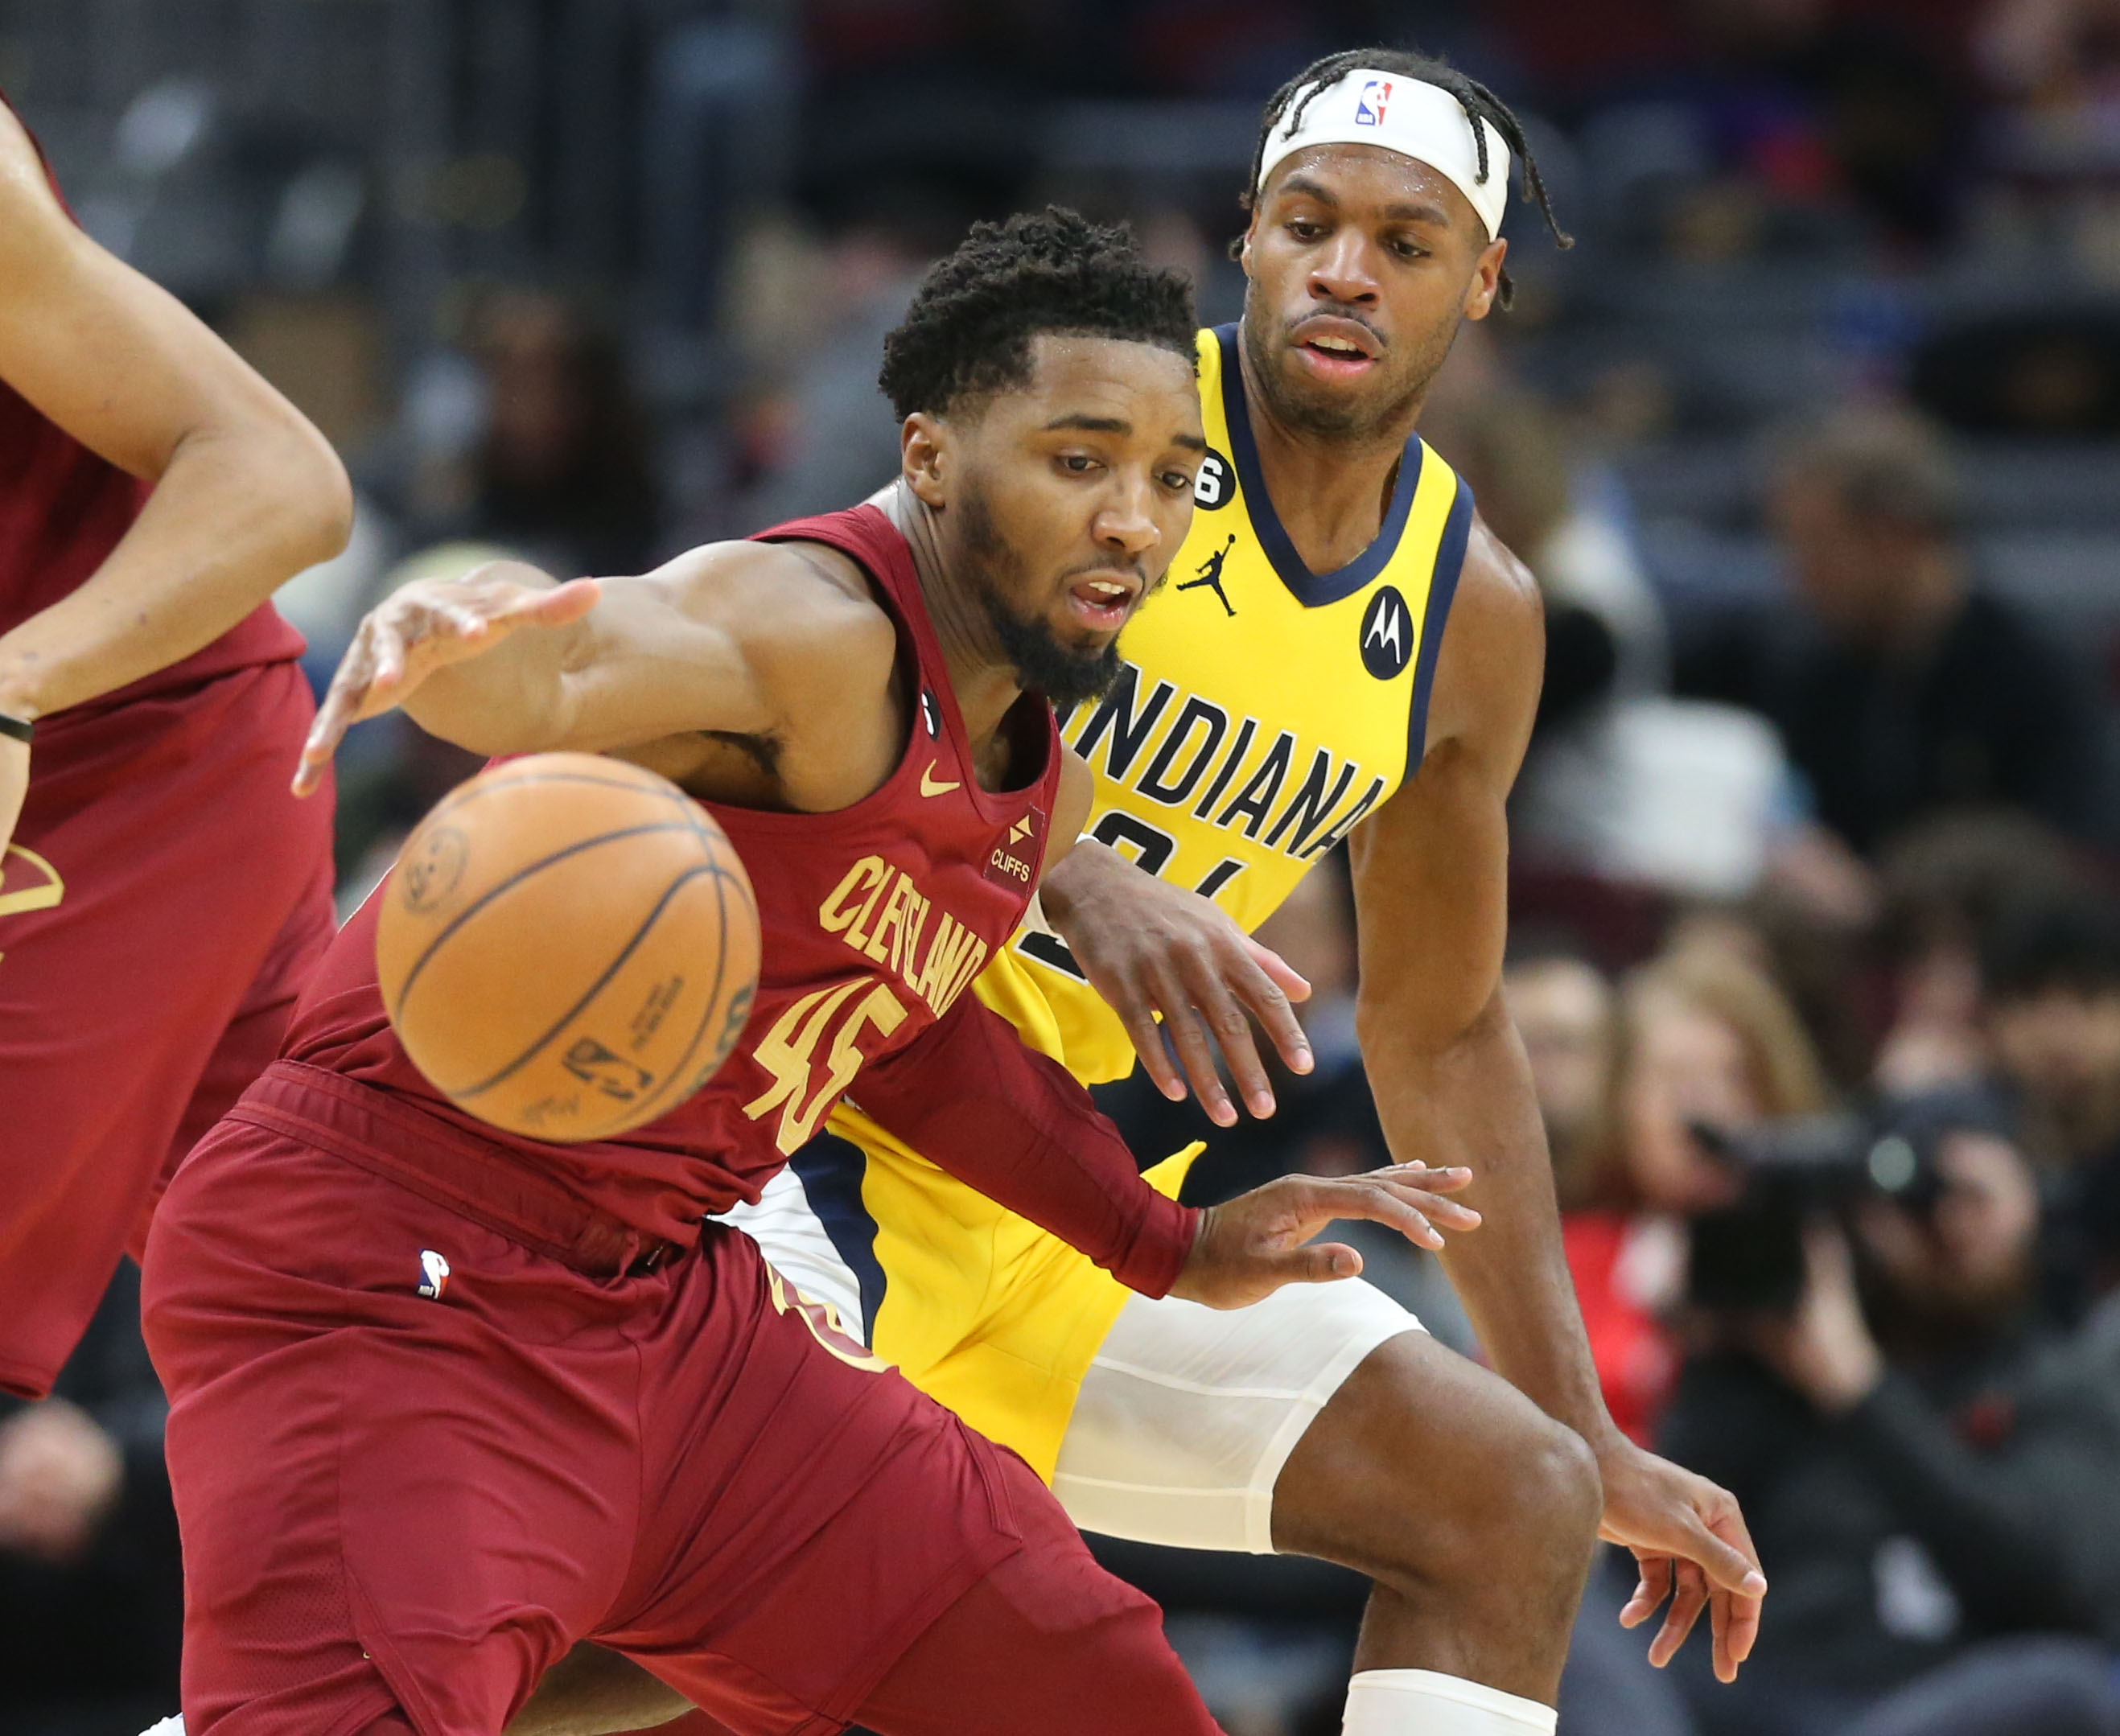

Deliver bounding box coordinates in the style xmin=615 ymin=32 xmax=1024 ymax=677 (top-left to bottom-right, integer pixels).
xmin=1391 ymin=1407 xmax=1600 ymax=1596
xmin=1511 ymin=1413 xmax=1603 ymax=1561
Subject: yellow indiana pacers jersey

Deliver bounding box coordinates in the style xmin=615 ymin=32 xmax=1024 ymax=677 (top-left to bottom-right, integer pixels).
xmin=977 ymin=321 xmax=1473 ymax=1082
xmin=818 ymin=324 xmax=1473 ymax=1479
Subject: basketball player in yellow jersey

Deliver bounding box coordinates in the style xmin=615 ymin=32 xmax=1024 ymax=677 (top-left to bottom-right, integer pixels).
xmin=498 ymin=48 xmax=1768 ymax=1736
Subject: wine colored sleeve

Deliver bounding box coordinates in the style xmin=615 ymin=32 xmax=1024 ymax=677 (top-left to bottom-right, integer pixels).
xmin=848 ymin=993 xmax=1199 ymax=1298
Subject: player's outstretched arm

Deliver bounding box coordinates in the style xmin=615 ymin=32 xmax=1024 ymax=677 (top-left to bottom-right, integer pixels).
xmin=295 ymin=538 xmax=899 ymax=802
xmin=1348 ymin=516 xmax=1766 ymax=1681
xmin=0 ymin=107 xmax=352 ymax=728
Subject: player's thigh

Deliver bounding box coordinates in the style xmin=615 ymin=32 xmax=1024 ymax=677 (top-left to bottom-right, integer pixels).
xmin=609 ymin=1231 xmax=1039 ymax=1734
xmin=852 ymin=1449 xmax=1221 ymax=1736
xmin=153 ymin=1133 xmax=637 ymax=1736
xmin=1052 ymin=1277 xmax=1422 ymax=1553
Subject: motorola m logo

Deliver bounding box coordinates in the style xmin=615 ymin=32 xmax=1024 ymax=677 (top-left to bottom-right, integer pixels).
xmin=1359 ymin=585 xmax=1413 ymax=679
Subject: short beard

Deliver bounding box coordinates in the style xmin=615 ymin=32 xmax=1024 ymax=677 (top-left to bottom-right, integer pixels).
xmin=958 ymin=482 xmax=1124 ymax=711
xmin=1241 ymin=289 xmax=1451 ymax=440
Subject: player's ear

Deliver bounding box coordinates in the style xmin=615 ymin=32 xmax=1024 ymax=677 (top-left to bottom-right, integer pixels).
xmin=1463 ymin=237 xmax=1507 ymax=322
xmin=1237 ymin=216 xmax=1258 ymax=278
xmin=900 ymin=413 xmax=950 ymax=509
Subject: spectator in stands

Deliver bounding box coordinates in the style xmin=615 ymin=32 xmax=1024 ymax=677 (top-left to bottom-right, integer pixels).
xmin=1676 ymin=407 xmax=2120 ymax=856
xmin=1656 ymin=1091 xmax=2120 ymax=1736
xmin=1872 ymin=812 xmax=2084 ymax=1096
xmin=1562 ymin=942 xmax=1834 ymax=1447
xmin=0 ymin=1265 xmax=182 ymax=1735
xmin=439 ymin=288 xmax=662 ymax=579
xmin=1980 ymin=886 xmax=2120 ymax=1316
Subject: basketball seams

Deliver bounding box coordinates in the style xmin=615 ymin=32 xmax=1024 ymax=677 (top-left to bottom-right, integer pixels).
xmin=451 ymin=862 xmax=720 ymax=1103
xmin=611 ymin=862 xmax=739 ymax=1126
xmin=381 ymin=751 xmax=764 ymax=1141
xmin=389 ymin=820 xmax=705 ymax=1018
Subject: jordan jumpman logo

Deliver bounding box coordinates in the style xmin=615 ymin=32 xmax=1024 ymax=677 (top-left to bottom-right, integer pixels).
xmin=1177 ymin=534 xmax=1237 ymax=617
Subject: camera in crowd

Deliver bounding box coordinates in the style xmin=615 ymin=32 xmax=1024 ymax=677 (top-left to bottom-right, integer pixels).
xmin=1683 ymin=1092 xmax=2007 ymax=1313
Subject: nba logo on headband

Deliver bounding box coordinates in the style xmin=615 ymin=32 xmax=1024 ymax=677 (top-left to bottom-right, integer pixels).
xmin=1355 ymin=79 xmax=1391 ymax=127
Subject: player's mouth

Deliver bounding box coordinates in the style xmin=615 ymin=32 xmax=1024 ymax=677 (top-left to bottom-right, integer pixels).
xmin=1064 ymin=570 xmax=1144 ymax=633
xmin=1290 ymin=315 xmax=1381 ymax=382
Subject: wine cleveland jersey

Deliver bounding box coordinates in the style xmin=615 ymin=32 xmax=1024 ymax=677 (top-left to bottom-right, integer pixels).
xmin=281 ymin=505 xmax=1064 ymax=1247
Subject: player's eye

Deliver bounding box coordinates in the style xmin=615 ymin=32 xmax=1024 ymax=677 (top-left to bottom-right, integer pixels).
xmin=1387 ymin=236 xmax=1429 ymax=261
xmin=1287 ymin=219 xmax=1326 ymax=242
xmin=1160 ymin=471 xmax=1196 ymax=494
xmin=1058 ymin=453 xmax=1101 ymax=475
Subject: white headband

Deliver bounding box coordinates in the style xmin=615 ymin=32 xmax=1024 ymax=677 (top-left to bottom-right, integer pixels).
xmin=1256 ymin=70 xmax=1510 ymax=241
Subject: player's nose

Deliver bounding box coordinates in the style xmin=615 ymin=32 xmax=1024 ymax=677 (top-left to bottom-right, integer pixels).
xmin=1307 ymin=236 xmax=1381 ymax=306
xmin=1093 ymin=479 xmax=1161 ymax=557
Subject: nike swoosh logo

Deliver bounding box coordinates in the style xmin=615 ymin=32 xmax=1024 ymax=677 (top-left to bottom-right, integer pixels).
xmin=920 ymin=763 xmax=961 ymax=797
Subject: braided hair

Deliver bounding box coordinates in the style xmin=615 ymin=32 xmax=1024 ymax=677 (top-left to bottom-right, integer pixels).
xmin=1240 ymin=47 xmax=1571 ymax=307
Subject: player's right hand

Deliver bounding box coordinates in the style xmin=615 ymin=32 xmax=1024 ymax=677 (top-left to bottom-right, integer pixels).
xmin=1169 ymin=1162 xmax=1480 ymax=1310
xmin=293 ymin=571 xmax=601 ymax=796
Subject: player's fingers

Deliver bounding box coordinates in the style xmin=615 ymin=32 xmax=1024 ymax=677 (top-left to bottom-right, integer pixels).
xmin=1619 ymin=1555 xmax=1672 ymax=1629
xmin=1369 ymin=1162 xmax=1477 ymax=1195
xmin=294 ymin=641 xmax=378 ymax=796
xmin=1155 ymin=975 xmax=1237 ymax=1127
xmin=1180 ymin=951 xmax=1279 ymax=1120
xmin=1121 ymin=997 xmax=1188 ymax=1104
xmin=508 ymin=575 xmax=602 ymax=623
xmin=1710 ymin=1577 xmax=1764 ymax=1683
xmin=1647 ymin=1561 xmax=1710 ymax=1669
xmin=1309 ymin=1177 xmax=1447 ymax=1251
xmin=1266 ymin=1240 xmax=1362 ymax=1288
xmin=1242 ymin=935 xmax=1312 ymax=1004
xmin=1225 ymin=940 xmax=1315 ymax=1078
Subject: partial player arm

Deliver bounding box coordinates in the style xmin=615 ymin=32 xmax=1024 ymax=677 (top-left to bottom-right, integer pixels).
xmin=850 ymin=991 xmax=1477 ymax=1309
xmin=294 ymin=540 xmax=901 ymax=807
xmin=1348 ymin=518 xmax=1766 ymax=1680
xmin=0 ymin=103 xmax=352 ymax=844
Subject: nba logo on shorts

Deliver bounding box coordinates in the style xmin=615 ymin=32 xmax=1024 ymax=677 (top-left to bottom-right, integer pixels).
xmin=1355 ymin=79 xmax=1392 ymax=126
xmin=417 ymin=1249 xmax=451 ymax=1300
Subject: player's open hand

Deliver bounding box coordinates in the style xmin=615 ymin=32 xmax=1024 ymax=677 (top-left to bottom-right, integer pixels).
xmin=293 ymin=570 xmax=601 ymax=796
xmin=1039 ymin=837 xmax=1313 ymax=1127
xmin=1170 ymin=1163 xmax=1480 ymax=1310
xmin=1598 ymin=1435 xmax=1767 ymax=1685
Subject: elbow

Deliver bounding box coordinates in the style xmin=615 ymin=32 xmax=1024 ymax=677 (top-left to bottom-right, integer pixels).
xmin=281 ymin=420 xmax=356 ymax=569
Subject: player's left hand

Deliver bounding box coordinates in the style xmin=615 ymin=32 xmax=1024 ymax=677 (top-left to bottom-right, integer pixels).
xmin=1595 ymin=1434 xmax=1766 ymax=1685
xmin=1171 ymin=1162 xmax=1480 ymax=1310
xmin=0 ymin=730 xmax=26 ymax=863
xmin=1039 ymin=837 xmax=1313 ymax=1127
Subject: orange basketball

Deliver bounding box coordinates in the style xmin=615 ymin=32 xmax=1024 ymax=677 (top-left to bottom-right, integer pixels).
xmin=376 ymin=752 xmax=759 ymax=1142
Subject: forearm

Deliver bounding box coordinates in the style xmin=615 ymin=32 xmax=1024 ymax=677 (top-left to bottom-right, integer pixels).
xmin=851 ymin=996 xmax=1199 ymax=1296
xmin=0 ymin=422 xmax=348 ymax=718
xmin=1363 ymin=992 xmax=1618 ymax=1452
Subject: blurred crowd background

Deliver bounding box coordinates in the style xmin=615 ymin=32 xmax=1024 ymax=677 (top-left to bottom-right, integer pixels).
xmin=10 ymin=0 xmax=2120 ymax=1732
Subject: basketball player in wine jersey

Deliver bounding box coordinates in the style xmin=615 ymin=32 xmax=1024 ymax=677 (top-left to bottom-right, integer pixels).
xmin=488 ymin=49 xmax=1769 ymax=1736
xmin=139 ymin=211 xmax=1476 ymax=1736
xmin=0 ymin=96 xmax=349 ymax=1401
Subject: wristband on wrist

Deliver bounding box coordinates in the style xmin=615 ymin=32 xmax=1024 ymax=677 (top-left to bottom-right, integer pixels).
xmin=0 ymin=713 xmax=31 ymax=745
